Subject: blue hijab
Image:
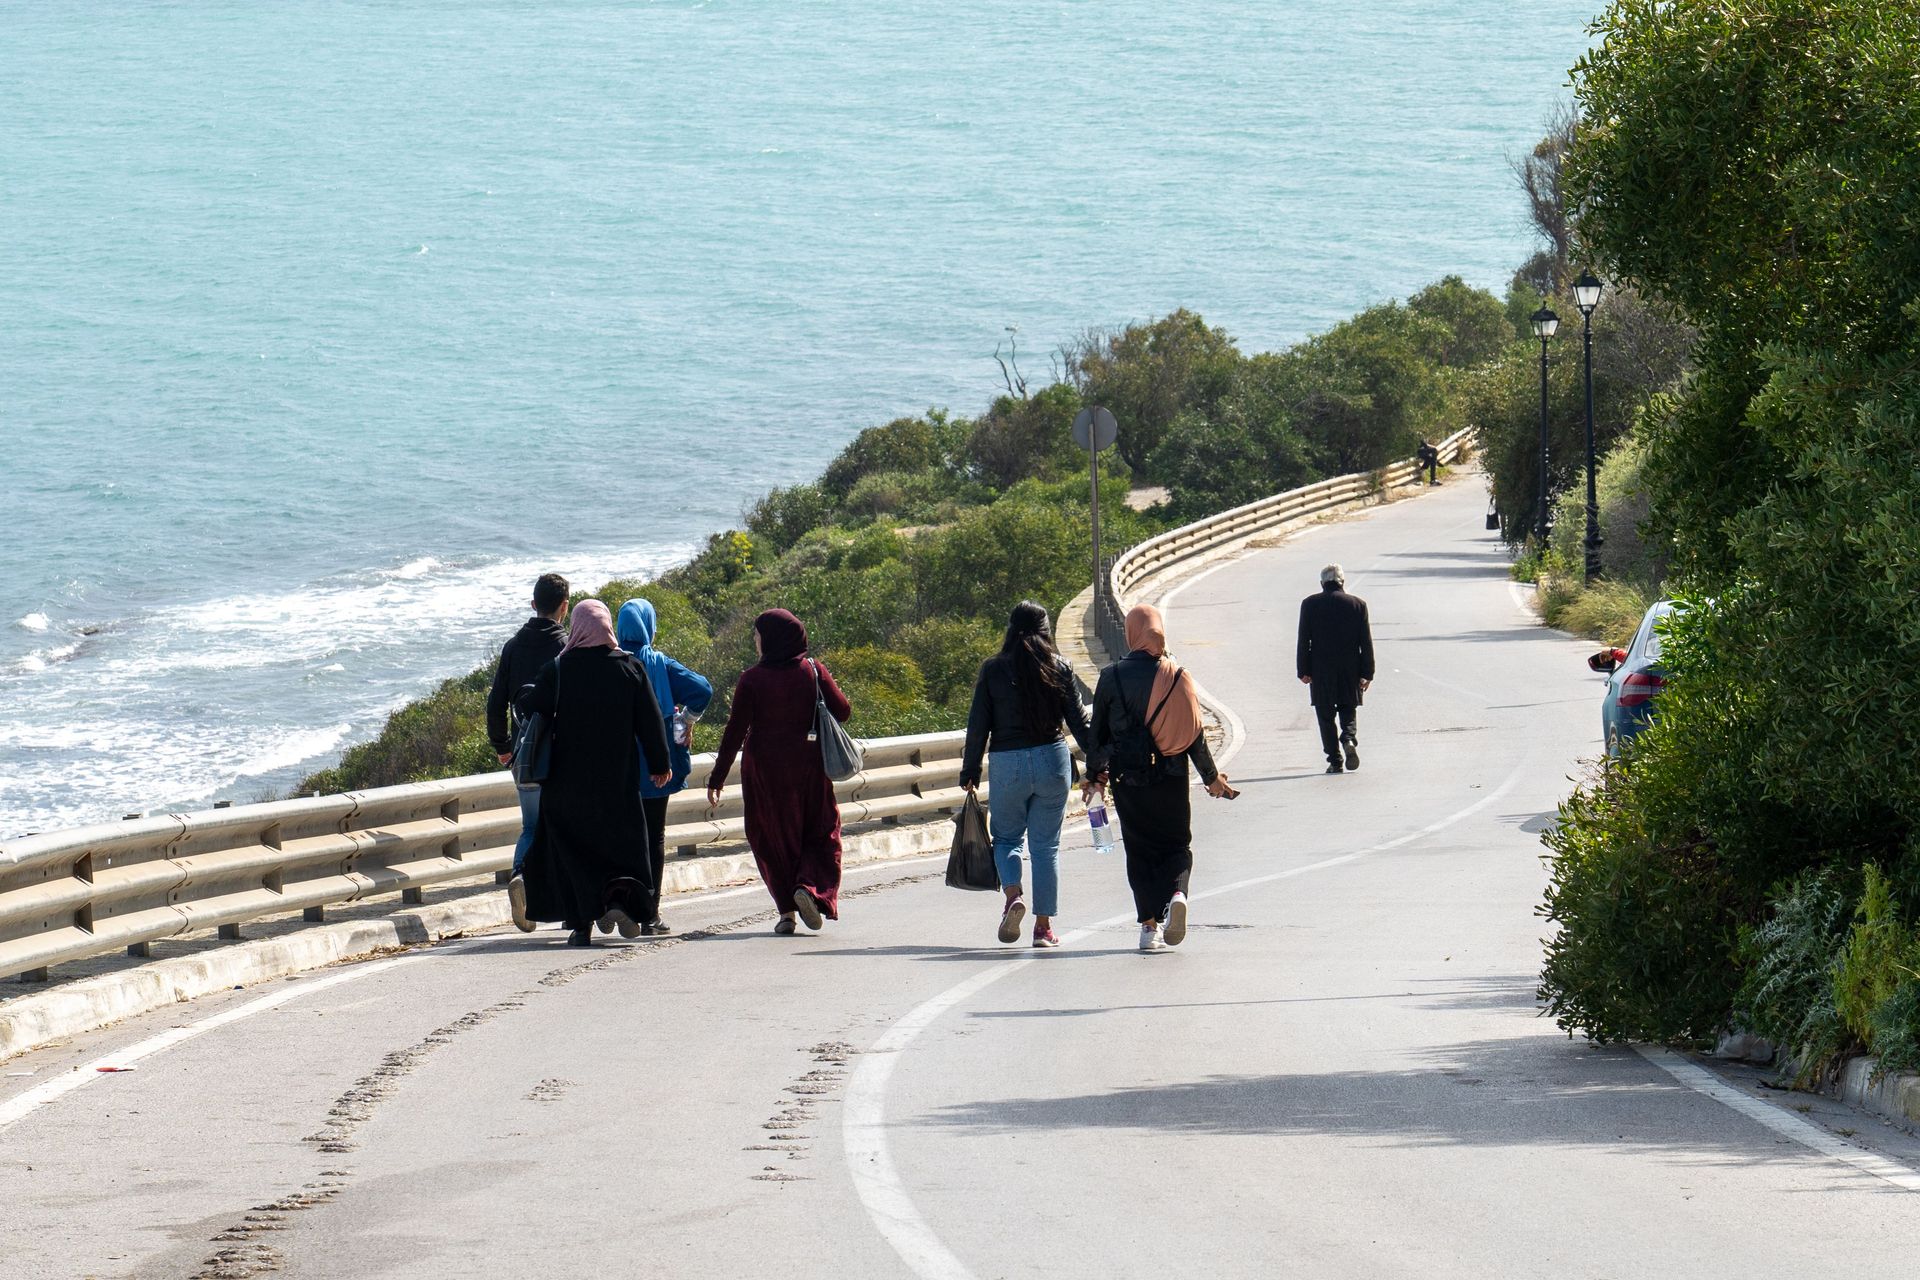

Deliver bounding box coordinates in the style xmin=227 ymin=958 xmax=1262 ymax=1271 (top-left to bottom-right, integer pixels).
xmin=616 ymin=598 xmax=713 ymax=797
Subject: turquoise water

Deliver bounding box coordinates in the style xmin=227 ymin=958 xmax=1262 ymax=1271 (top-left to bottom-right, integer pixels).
xmin=0 ymin=2 xmax=1592 ymax=834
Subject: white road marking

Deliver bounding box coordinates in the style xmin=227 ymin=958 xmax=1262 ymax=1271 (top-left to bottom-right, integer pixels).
xmin=0 ymin=954 xmax=423 ymax=1132
xmin=0 ymin=852 xmax=951 ymax=1133
xmin=1508 ymin=578 xmax=1537 ymax=617
xmin=1148 ymin=552 xmax=1252 ymax=768
xmin=843 ymin=765 xmax=1526 ymax=1280
xmin=1635 ymin=1047 xmax=1920 ymax=1192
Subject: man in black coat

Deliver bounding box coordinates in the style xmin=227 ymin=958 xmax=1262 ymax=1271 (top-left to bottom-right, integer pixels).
xmin=1296 ymin=564 xmax=1375 ymax=774
xmin=486 ymin=573 xmax=569 ymax=928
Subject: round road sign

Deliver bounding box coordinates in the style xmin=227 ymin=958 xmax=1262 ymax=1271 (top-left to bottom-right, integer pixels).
xmin=1071 ymin=407 xmax=1118 ymax=451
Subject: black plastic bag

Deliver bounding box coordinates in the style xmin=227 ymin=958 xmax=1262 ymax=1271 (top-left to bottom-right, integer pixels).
xmin=946 ymin=794 xmax=998 ymax=891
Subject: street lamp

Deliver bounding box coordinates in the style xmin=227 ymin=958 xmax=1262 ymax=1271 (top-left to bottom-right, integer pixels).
xmin=1573 ymin=270 xmax=1606 ymax=580
xmin=1529 ymin=301 xmax=1559 ymax=544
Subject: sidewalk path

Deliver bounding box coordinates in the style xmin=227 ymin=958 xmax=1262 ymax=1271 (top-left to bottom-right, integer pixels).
xmin=3 ymin=479 xmax=1917 ymax=1280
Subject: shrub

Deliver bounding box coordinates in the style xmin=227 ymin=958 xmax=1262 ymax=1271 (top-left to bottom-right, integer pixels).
xmin=1067 ymin=309 xmax=1241 ymax=474
xmin=965 ymin=383 xmax=1088 ymax=488
xmin=820 ymin=414 xmax=966 ymax=500
xmin=1538 ymin=755 xmax=1750 ymax=1044
xmin=300 ymin=664 xmax=496 ymax=793
xmin=1734 ymin=868 xmax=1856 ymax=1082
xmin=896 ymin=617 xmax=1000 ymax=708
xmin=746 ymin=483 xmax=835 ymax=555
xmin=1832 ymin=865 xmax=1920 ymax=1049
xmin=825 ymin=647 xmax=955 ymax=738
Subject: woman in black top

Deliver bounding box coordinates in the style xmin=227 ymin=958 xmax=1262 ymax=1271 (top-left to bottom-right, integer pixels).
xmin=517 ymin=600 xmax=673 ymax=947
xmin=959 ymin=601 xmax=1092 ymax=948
xmin=1088 ymin=604 xmax=1235 ymax=952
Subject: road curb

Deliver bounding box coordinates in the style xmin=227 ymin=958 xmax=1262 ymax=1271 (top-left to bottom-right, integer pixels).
xmin=0 ymin=819 xmax=956 ymax=1064
xmin=1715 ymin=1033 xmax=1920 ymax=1135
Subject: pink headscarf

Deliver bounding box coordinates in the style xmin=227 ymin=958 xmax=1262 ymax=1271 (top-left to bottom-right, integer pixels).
xmin=1124 ymin=604 xmax=1205 ymax=756
xmin=560 ymin=599 xmax=617 ymax=656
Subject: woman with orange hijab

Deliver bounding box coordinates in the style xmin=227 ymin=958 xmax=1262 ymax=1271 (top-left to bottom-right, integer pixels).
xmin=1088 ymin=604 xmax=1235 ymax=952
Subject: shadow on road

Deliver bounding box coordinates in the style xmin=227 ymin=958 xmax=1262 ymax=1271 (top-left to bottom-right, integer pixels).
xmin=914 ymin=1033 xmax=1838 ymax=1165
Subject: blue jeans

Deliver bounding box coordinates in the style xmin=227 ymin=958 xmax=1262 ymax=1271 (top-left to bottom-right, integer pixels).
xmin=987 ymin=741 xmax=1070 ymax=918
xmin=512 ymin=783 xmax=540 ymax=876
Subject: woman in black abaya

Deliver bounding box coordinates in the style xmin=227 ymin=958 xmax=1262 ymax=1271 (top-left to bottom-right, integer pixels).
xmin=518 ymin=599 xmax=673 ymax=946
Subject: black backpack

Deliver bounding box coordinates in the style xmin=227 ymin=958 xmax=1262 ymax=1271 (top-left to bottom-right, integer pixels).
xmin=1106 ymin=666 xmax=1188 ymax=787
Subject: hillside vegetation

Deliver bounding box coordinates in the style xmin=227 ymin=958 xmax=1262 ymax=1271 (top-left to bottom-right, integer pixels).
xmin=302 ymin=290 xmax=1511 ymax=796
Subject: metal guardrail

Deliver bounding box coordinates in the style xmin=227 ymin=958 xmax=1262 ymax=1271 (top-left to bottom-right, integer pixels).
xmin=0 ymin=733 xmax=967 ymax=982
xmin=0 ymin=430 xmax=1470 ymax=983
xmin=1093 ymin=430 xmax=1471 ymax=656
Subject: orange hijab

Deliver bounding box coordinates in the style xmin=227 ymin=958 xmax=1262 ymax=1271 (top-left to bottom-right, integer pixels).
xmin=1124 ymin=604 xmax=1205 ymax=755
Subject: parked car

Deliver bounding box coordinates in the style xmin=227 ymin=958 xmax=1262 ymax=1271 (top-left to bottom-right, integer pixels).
xmin=1588 ymin=600 xmax=1682 ymax=756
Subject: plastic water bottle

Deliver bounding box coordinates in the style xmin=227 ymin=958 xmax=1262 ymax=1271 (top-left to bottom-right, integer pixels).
xmin=1088 ymin=793 xmax=1117 ymax=852
xmin=672 ymin=705 xmax=693 ymax=747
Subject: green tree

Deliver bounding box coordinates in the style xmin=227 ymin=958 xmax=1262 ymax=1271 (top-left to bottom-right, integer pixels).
xmin=1067 ymin=310 xmax=1242 ymax=475
xmin=1539 ymin=0 xmax=1920 ymax=1053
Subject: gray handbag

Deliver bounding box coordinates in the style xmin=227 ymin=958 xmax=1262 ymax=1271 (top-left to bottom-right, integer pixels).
xmin=808 ymin=659 xmax=865 ymax=781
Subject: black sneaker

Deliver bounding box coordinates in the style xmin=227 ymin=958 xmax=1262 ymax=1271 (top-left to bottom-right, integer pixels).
xmin=1344 ymin=742 xmax=1361 ymax=771
xmin=1325 ymin=763 xmax=1345 ymax=774
xmin=644 ymin=918 xmax=672 ymax=936
xmin=566 ymin=928 xmax=594 ymax=947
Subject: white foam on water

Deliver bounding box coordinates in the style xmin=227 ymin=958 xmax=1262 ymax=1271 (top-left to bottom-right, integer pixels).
xmin=1 ymin=541 xmax=699 ymax=836
xmin=16 ymin=612 xmax=50 ymax=632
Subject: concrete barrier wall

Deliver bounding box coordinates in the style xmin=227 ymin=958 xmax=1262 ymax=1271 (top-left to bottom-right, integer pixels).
xmin=0 ymin=430 xmax=1470 ymax=982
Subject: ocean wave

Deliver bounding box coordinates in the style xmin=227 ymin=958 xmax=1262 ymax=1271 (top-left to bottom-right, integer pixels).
xmin=10 ymin=641 xmax=81 ymax=674
xmin=0 ymin=539 xmax=699 ymax=834
xmin=16 ymin=611 xmax=50 ymax=632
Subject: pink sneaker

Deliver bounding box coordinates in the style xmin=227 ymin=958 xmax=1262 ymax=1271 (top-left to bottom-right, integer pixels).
xmin=1032 ymin=924 xmax=1061 ymax=949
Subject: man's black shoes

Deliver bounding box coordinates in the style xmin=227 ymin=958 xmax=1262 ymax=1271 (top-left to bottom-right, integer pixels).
xmin=1344 ymin=743 xmax=1361 ymax=771
xmin=1325 ymin=762 xmax=1344 ymax=774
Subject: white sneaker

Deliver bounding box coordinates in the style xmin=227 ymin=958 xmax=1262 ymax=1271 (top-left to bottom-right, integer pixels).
xmin=1138 ymin=923 xmax=1167 ymax=952
xmin=1164 ymin=893 xmax=1188 ymax=947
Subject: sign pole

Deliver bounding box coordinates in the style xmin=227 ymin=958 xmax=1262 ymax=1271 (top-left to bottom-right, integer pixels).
xmin=1071 ymin=406 xmax=1119 ymax=611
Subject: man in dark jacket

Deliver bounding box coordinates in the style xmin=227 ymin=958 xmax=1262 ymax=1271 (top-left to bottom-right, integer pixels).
xmin=486 ymin=573 xmax=569 ymax=927
xmin=1297 ymin=564 xmax=1374 ymax=774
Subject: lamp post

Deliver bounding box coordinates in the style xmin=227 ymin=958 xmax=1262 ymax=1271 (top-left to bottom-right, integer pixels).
xmin=1529 ymin=301 xmax=1560 ymax=544
xmin=1573 ymin=270 xmax=1605 ymax=580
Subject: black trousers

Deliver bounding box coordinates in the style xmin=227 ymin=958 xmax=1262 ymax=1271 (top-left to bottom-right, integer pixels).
xmin=1113 ymin=774 xmax=1193 ymax=924
xmin=642 ymin=795 xmax=670 ymax=923
xmin=1315 ymin=703 xmax=1358 ymax=765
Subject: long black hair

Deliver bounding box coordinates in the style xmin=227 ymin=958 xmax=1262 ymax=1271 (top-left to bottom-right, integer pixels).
xmin=1001 ymin=601 xmax=1069 ymax=739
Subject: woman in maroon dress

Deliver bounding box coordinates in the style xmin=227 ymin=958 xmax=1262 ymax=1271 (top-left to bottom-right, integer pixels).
xmin=705 ymin=609 xmax=853 ymax=935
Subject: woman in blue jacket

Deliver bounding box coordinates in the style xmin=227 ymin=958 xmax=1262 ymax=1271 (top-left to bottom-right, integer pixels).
xmin=616 ymin=598 xmax=714 ymax=935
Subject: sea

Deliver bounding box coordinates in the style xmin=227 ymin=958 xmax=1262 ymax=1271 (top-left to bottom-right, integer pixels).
xmin=0 ymin=1 xmax=1594 ymax=837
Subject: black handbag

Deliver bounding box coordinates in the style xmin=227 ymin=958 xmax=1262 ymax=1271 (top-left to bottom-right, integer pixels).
xmin=1106 ymin=668 xmax=1186 ymax=787
xmin=945 ymin=793 xmax=998 ymax=891
xmin=809 ymin=660 xmax=865 ymax=781
xmin=509 ymin=667 xmax=559 ymax=786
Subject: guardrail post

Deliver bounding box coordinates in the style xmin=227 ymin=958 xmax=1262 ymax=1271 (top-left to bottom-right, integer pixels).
xmin=304 ymin=906 xmax=327 ymax=922
xmin=402 ymin=887 xmax=425 ymax=905
xmin=219 ymin=924 xmax=242 ymax=940
xmin=16 ymin=967 xmax=49 ymax=983
xmin=494 ymin=870 xmax=513 ymax=886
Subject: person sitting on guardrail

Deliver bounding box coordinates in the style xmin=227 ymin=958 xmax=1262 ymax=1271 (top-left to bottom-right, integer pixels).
xmin=617 ymin=598 xmax=713 ymax=937
xmin=1415 ymin=439 xmax=1441 ymax=485
xmin=1088 ymin=604 xmax=1236 ymax=953
xmin=487 ymin=572 xmax=569 ymax=933
xmin=705 ymin=609 xmax=852 ymax=937
xmin=958 ymin=601 xmax=1091 ymax=950
xmin=516 ymin=599 xmax=673 ymax=947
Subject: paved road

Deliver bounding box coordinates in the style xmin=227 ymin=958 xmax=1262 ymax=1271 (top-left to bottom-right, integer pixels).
xmin=5 ymin=478 xmax=1918 ymax=1280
